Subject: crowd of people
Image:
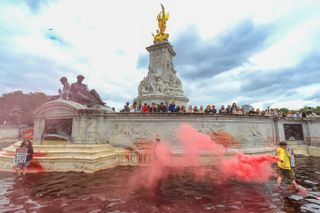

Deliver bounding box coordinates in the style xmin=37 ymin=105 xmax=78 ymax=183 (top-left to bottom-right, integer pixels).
xmin=119 ymin=101 xmax=319 ymax=118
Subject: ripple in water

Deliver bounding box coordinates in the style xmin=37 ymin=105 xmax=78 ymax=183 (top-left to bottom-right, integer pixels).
xmin=0 ymin=156 xmax=319 ymax=212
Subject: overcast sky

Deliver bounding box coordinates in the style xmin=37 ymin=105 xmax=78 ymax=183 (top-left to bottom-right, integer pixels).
xmin=1 ymin=0 xmax=320 ymax=110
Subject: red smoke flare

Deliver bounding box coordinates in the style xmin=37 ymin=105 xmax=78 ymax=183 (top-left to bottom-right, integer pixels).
xmin=128 ymin=123 xmax=278 ymax=191
xmin=21 ymin=128 xmax=33 ymax=140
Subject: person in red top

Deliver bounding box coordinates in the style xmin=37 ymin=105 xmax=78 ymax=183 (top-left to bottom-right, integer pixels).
xmin=141 ymin=103 xmax=150 ymax=113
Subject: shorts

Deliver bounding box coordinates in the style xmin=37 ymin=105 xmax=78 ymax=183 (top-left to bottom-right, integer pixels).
xmin=278 ymin=168 xmax=295 ymax=181
xmin=16 ymin=161 xmax=30 ymax=169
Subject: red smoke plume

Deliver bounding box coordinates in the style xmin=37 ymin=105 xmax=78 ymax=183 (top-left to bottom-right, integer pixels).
xmin=129 ymin=123 xmax=278 ymax=190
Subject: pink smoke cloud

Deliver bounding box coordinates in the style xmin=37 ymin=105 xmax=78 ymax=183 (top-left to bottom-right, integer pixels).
xmin=128 ymin=123 xmax=278 ymax=191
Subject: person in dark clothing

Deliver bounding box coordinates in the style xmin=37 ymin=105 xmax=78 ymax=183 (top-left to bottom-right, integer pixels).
xmin=158 ymin=102 xmax=167 ymax=112
xmin=204 ymin=105 xmax=212 ymax=113
xmin=150 ymin=103 xmax=158 ymax=112
xmin=226 ymin=105 xmax=231 ymax=114
xmin=15 ymin=140 xmax=34 ymax=175
xmin=175 ymin=105 xmax=181 ymax=112
xmin=123 ymin=102 xmax=130 ymax=112
xmin=211 ymin=105 xmax=217 ymax=113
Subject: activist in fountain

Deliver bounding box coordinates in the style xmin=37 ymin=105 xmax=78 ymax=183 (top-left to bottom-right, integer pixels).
xmin=276 ymin=141 xmax=306 ymax=194
xmin=15 ymin=140 xmax=34 ymax=175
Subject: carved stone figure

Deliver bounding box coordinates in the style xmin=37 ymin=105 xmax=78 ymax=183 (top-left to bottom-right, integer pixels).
xmin=70 ymin=75 xmax=105 ymax=106
xmin=58 ymin=77 xmax=70 ymax=100
xmin=154 ymin=77 xmax=161 ymax=93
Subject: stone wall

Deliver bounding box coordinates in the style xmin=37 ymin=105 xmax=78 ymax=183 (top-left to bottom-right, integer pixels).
xmin=31 ymin=100 xmax=320 ymax=156
xmin=99 ymin=113 xmax=276 ymax=149
xmin=0 ymin=124 xmax=29 ymax=149
xmin=0 ymin=125 xmax=27 ymax=140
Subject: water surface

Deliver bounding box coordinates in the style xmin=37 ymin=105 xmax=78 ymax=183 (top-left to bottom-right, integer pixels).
xmin=0 ymin=156 xmax=319 ymax=213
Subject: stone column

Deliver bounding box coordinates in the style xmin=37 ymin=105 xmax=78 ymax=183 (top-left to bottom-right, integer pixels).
xmin=136 ymin=41 xmax=189 ymax=106
xmin=96 ymin=115 xmax=105 ymax=144
xmin=72 ymin=115 xmax=87 ymax=144
xmin=33 ymin=118 xmax=45 ymax=144
xmin=71 ymin=116 xmax=80 ymax=143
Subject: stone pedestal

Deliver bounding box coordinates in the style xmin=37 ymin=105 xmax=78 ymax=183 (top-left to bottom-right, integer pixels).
xmin=33 ymin=99 xmax=113 ymax=145
xmin=136 ymin=42 xmax=189 ymax=106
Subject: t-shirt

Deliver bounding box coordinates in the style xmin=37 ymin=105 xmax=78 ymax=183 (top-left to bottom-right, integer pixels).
xmin=277 ymin=147 xmax=291 ymax=170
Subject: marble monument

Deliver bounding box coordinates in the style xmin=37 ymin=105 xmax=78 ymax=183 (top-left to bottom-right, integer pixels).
xmin=135 ymin=4 xmax=189 ymax=106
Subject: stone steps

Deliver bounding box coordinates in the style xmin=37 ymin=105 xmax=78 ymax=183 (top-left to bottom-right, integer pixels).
xmin=0 ymin=143 xmax=123 ymax=157
xmin=1 ymin=142 xmax=121 ymax=158
xmin=0 ymin=141 xmax=127 ymax=173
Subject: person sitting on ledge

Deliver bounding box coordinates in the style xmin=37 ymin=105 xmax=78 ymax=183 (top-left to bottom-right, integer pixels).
xmin=193 ymin=105 xmax=199 ymax=113
xmin=158 ymin=102 xmax=167 ymax=112
xmin=141 ymin=103 xmax=149 ymax=113
xmin=204 ymin=105 xmax=212 ymax=113
xmin=70 ymin=74 xmax=105 ymax=106
xmin=211 ymin=105 xmax=217 ymax=113
xmin=168 ymin=101 xmax=176 ymax=112
xmin=180 ymin=105 xmax=186 ymax=112
xmin=219 ymin=105 xmax=226 ymax=113
xmin=199 ymin=105 xmax=204 ymax=113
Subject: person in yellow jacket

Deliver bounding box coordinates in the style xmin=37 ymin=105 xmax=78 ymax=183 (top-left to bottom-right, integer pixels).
xmin=276 ymin=141 xmax=299 ymax=191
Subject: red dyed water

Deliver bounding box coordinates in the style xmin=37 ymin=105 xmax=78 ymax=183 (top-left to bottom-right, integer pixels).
xmin=0 ymin=157 xmax=319 ymax=213
xmin=28 ymin=160 xmax=45 ymax=172
xmin=3 ymin=124 xmax=318 ymax=212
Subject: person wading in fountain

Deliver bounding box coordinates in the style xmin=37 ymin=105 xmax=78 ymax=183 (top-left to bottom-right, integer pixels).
xmin=15 ymin=140 xmax=34 ymax=175
xmin=276 ymin=141 xmax=305 ymax=193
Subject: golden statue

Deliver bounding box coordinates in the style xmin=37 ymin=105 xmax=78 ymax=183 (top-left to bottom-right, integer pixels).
xmin=152 ymin=4 xmax=169 ymax=43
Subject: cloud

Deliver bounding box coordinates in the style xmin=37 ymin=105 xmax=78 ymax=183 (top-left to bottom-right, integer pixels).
xmin=136 ymin=53 xmax=148 ymax=69
xmin=172 ymin=19 xmax=273 ymax=80
xmin=239 ymin=52 xmax=320 ymax=95
xmin=24 ymin=0 xmax=54 ymax=12
xmin=46 ymin=31 xmax=66 ymax=46
xmin=1 ymin=0 xmax=320 ymax=111
xmin=178 ymin=50 xmax=320 ymax=109
xmin=0 ymin=50 xmax=76 ymax=95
